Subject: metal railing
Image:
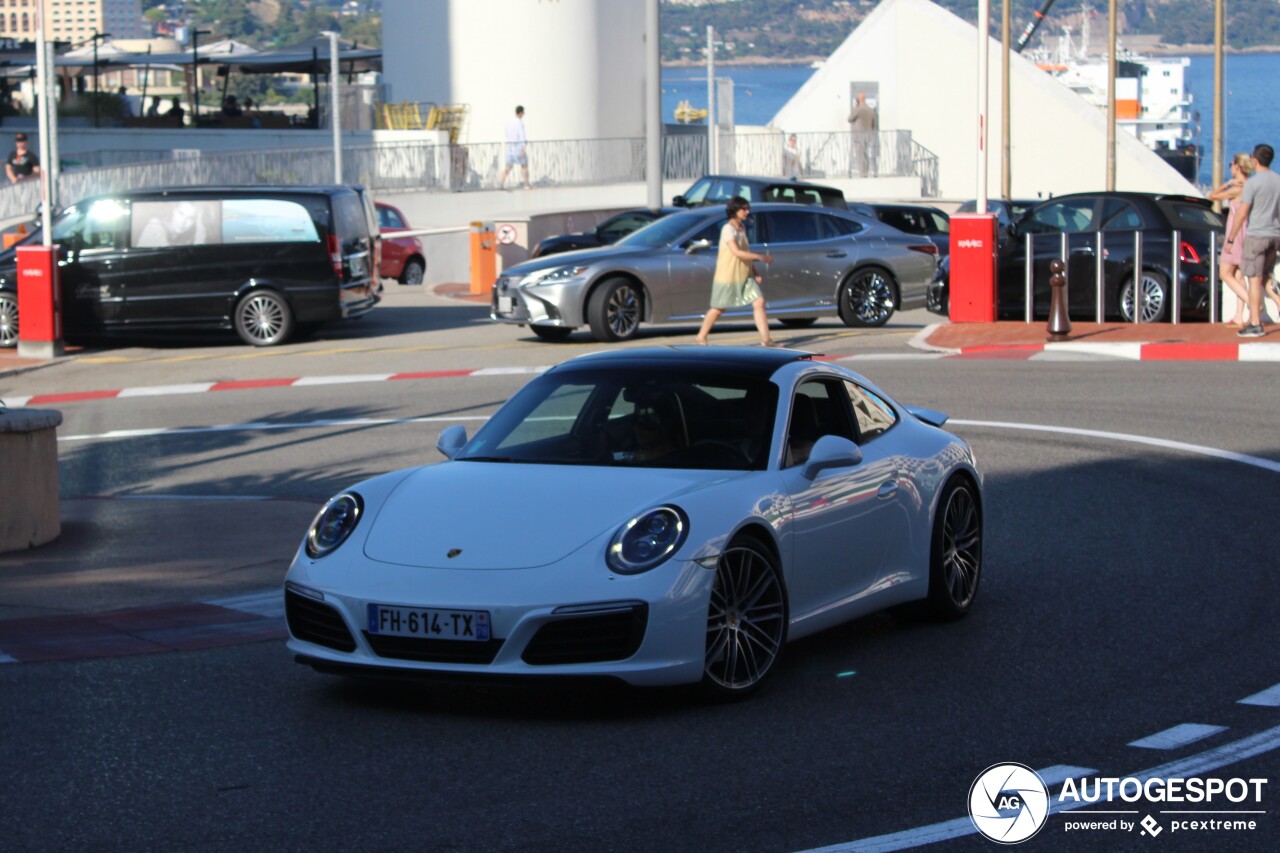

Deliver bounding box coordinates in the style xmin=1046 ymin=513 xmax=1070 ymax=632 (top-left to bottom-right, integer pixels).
xmin=0 ymin=129 xmax=943 ymax=221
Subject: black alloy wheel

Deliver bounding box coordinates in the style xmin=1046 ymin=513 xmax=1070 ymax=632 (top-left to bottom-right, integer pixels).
xmin=927 ymin=477 xmax=983 ymax=619
xmin=0 ymin=293 xmax=17 ymax=348
xmin=587 ymin=277 xmax=642 ymax=342
xmin=702 ymin=537 xmax=787 ymax=700
xmin=839 ymin=267 xmax=898 ymax=327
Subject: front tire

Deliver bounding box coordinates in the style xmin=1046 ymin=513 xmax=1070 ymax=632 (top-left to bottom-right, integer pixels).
xmin=839 ymin=267 xmax=898 ymax=327
xmin=587 ymin=278 xmax=642 ymax=342
xmin=701 ymin=537 xmax=787 ymax=701
xmin=1119 ymin=270 xmax=1169 ymax=323
xmin=927 ymin=477 xmax=982 ymax=620
xmin=0 ymin=293 xmax=17 ymax=348
xmin=399 ymin=257 xmax=425 ymax=285
xmin=234 ymin=290 xmax=295 ymax=347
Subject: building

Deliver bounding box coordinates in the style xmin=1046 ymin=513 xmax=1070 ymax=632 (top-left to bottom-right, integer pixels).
xmin=1 ymin=0 xmax=147 ymax=44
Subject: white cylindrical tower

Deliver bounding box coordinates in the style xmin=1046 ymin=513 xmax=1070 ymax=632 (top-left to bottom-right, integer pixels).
xmin=383 ymin=0 xmax=646 ymax=143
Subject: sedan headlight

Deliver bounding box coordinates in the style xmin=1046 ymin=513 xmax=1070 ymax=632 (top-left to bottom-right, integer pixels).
xmin=305 ymin=492 xmax=364 ymax=559
xmin=606 ymin=506 xmax=689 ymax=574
xmin=525 ymin=264 xmax=588 ymax=286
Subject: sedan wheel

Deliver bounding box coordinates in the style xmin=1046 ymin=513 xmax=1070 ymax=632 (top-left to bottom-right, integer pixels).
xmin=1119 ymin=271 xmax=1168 ymax=323
xmin=234 ymin=290 xmax=295 ymax=347
xmin=587 ymin=278 xmax=642 ymax=342
xmin=839 ymin=267 xmax=898 ymax=327
xmin=702 ymin=538 xmax=787 ymax=700
xmin=0 ymin=293 xmax=17 ymax=348
xmin=928 ymin=477 xmax=982 ymax=619
xmin=399 ymin=258 xmax=425 ymax=285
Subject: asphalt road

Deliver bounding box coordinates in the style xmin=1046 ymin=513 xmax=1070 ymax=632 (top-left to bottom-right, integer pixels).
xmin=1 ymin=286 xmax=1278 ymax=852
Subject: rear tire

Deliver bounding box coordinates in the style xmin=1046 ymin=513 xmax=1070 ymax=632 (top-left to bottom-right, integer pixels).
xmin=927 ymin=477 xmax=983 ymax=620
xmin=0 ymin=293 xmax=17 ymax=348
xmin=530 ymin=325 xmax=573 ymax=342
xmin=399 ymin=258 xmax=425 ymax=285
xmin=838 ymin=267 xmax=898 ymax=327
xmin=587 ymin=278 xmax=642 ymax=342
xmin=234 ymin=290 xmax=294 ymax=347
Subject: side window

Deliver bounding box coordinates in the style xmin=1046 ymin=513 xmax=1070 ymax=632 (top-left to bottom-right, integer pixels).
xmin=708 ymin=180 xmax=739 ymax=203
xmin=684 ymin=218 xmax=727 ymax=249
xmin=1023 ymin=199 xmax=1094 ymax=234
xmin=377 ymin=206 xmax=405 ymax=229
xmin=599 ymin=213 xmax=649 ymax=240
xmin=845 ymin=382 xmax=898 ymax=442
xmin=222 ymin=199 xmax=321 ymax=244
xmin=334 ymin=195 xmax=370 ymax=251
xmin=929 ymin=211 xmax=950 ymax=233
xmin=131 ymin=200 xmax=219 ymax=248
xmin=819 ymin=214 xmax=863 ymax=239
xmin=764 ymin=210 xmax=821 ymax=243
xmin=1099 ymin=199 xmax=1143 ymax=231
xmin=785 ymin=380 xmax=855 ymax=467
xmin=682 ymin=178 xmax=712 ymax=205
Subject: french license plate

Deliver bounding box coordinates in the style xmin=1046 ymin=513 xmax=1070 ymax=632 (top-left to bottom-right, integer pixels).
xmin=497 ymin=296 xmax=514 ymax=313
xmin=367 ymin=604 xmax=491 ymax=641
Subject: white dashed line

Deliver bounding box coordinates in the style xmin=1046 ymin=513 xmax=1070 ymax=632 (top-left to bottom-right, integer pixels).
xmin=1128 ymin=724 xmax=1229 ymax=750
xmin=206 ymin=589 xmax=285 ymax=620
xmin=118 ymin=383 xmax=217 ymax=397
xmin=293 ymin=374 xmax=395 ymax=386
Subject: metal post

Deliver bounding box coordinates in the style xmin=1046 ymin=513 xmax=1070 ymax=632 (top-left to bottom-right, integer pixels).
xmin=192 ymin=28 xmax=211 ymax=127
xmin=976 ymin=0 xmax=990 ymax=214
xmin=1208 ymin=232 xmax=1220 ymax=323
xmin=645 ymin=0 xmax=661 ymax=211
xmin=1025 ymin=232 xmax=1034 ymax=323
xmin=92 ymin=32 xmax=99 ymax=128
xmin=44 ymin=40 xmax=59 ymax=211
xmin=1095 ymin=231 xmax=1105 ymax=323
xmin=706 ymin=26 xmax=715 ymax=175
xmin=1170 ymin=229 xmax=1182 ymax=324
xmin=1106 ymin=0 xmax=1117 ymax=190
xmin=324 ymin=31 xmax=342 ymax=183
xmin=1001 ymin=0 xmax=1011 ymax=200
xmin=35 ymin=10 xmax=52 ymax=243
xmin=1060 ymin=232 xmax=1069 ymax=306
xmin=1132 ymin=231 xmax=1144 ymax=323
xmin=1212 ymin=0 xmax=1225 ymax=196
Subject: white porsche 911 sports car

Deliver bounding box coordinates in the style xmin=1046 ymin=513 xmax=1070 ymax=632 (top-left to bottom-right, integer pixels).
xmin=284 ymin=347 xmax=983 ymax=699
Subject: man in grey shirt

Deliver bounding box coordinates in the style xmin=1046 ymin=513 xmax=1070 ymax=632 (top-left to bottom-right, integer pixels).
xmin=1226 ymin=143 xmax=1280 ymax=337
xmin=847 ymin=92 xmax=877 ymax=177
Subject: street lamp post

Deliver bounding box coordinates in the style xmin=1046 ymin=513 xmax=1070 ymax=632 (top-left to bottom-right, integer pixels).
xmin=191 ymin=27 xmax=212 ymax=127
xmin=322 ymin=31 xmax=341 ymax=183
xmin=91 ymin=30 xmax=111 ymax=128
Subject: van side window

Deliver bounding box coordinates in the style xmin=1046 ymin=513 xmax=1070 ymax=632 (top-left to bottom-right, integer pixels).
xmin=132 ymin=200 xmax=221 ymax=247
xmin=222 ymin=199 xmax=320 ymax=243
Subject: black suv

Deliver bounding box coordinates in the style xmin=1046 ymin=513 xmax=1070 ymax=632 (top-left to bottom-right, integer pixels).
xmin=0 ymin=184 xmax=379 ymax=348
xmin=672 ymin=175 xmax=848 ymax=210
xmin=926 ymin=192 xmax=1223 ymax=322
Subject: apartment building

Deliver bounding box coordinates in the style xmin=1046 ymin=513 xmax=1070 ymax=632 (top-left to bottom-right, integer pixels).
xmin=0 ymin=0 xmax=147 ymax=44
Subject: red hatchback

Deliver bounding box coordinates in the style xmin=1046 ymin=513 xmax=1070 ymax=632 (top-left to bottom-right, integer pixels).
xmin=375 ymin=202 xmax=427 ymax=285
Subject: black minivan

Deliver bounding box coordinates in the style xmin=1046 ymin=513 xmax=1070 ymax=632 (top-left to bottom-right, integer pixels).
xmin=0 ymin=184 xmax=380 ymax=348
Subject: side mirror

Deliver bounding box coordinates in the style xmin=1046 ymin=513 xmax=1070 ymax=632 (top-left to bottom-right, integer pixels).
xmin=802 ymin=434 xmax=863 ymax=480
xmin=685 ymin=238 xmax=712 ymax=254
xmin=436 ymin=424 xmax=468 ymax=459
xmin=672 ymin=195 xmax=687 ymax=207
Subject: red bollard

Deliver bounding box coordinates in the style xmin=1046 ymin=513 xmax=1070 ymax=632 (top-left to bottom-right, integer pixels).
xmin=16 ymin=244 xmax=64 ymax=360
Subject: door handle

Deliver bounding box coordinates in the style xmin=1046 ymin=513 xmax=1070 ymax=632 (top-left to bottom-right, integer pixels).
xmin=825 ymin=251 xmax=847 ymax=258
xmin=877 ymin=480 xmax=899 ymax=499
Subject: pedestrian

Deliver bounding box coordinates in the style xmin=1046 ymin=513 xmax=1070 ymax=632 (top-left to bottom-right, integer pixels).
xmin=694 ymin=196 xmax=776 ymax=347
xmin=783 ymin=133 xmax=801 ymax=179
xmin=499 ymin=105 xmax=532 ymax=189
xmin=5 ymin=132 xmax=39 ymax=184
xmin=1225 ymin=143 xmax=1280 ymax=338
xmin=847 ymin=91 xmax=877 ymax=177
xmin=166 ymin=97 xmax=185 ymax=125
xmin=1208 ymin=153 xmax=1256 ymax=326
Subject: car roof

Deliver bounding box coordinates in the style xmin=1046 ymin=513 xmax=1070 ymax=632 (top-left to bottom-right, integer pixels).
xmin=552 ymin=345 xmax=816 ymax=377
xmin=90 ymin=185 xmax=360 ymax=200
xmin=701 ymin=174 xmax=843 ymax=192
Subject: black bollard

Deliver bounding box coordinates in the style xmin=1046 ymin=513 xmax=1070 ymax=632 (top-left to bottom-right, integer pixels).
xmin=1047 ymin=258 xmax=1072 ymax=341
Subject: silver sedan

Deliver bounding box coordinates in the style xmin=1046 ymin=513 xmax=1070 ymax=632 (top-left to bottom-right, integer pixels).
xmin=490 ymin=203 xmax=940 ymax=342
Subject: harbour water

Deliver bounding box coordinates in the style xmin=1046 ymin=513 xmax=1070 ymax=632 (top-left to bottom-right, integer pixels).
xmin=663 ymin=53 xmax=1280 ymax=189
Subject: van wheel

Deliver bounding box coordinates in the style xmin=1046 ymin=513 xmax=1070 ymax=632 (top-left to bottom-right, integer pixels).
xmin=587 ymin=278 xmax=642 ymax=342
xmin=0 ymin=293 xmax=17 ymax=348
xmin=235 ymin=290 xmax=295 ymax=346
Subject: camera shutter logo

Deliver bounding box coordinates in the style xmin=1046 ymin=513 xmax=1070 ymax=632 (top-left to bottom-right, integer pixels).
xmin=968 ymin=763 xmax=1050 ymax=844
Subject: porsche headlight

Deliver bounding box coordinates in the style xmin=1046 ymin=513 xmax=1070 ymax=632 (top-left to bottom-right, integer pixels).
xmin=607 ymin=506 xmax=689 ymax=574
xmin=525 ymin=264 xmax=588 ymax=286
xmin=305 ymin=492 xmax=364 ymax=559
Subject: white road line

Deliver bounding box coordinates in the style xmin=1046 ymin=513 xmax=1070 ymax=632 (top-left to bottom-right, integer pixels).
xmin=293 ymin=374 xmax=394 ymax=386
xmin=1128 ymin=724 xmax=1228 ymax=750
xmin=0 ymin=652 xmax=16 ymax=664
xmin=1044 ymin=341 xmax=1143 ymax=360
xmin=798 ymin=724 xmax=1280 ymax=852
xmin=1238 ymin=343 xmax=1280 ymax=362
xmin=950 ymin=419 xmax=1280 ymax=475
xmin=1240 ymin=683 xmax=1280 ymax=707
xmin=471 ymin=366 xmax=549 ymax=375
xmin=206 ymin=589 xmax=285 ymax=620
xmin=59 ymin=415 xmax=492 ymax=442
xmin=118 ymin=383 xmax=216 ymax=397
xmin=2 ymin=396 xmax=33 ymax=407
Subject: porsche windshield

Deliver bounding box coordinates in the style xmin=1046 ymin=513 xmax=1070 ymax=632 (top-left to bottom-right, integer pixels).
xmin=458 ymin=367 xmax=778 ymax=470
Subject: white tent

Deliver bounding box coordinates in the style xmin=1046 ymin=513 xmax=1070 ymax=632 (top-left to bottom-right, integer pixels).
xmin=771 ymin=0 xmax=1200 ymax=199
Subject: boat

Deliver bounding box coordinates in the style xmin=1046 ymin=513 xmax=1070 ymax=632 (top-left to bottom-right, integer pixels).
xmin=1024 ymin=4 xmax=1201 ymax=183
xmin=673 ymin=99 xmax=708 ymax=124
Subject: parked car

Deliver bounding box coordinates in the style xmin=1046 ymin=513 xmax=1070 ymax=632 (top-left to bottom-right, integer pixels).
xmin=284 ymin=345 xmax=984 ymax=699
xmin=954 ymin=198 xmax=1038 ymax=232
xmin=531 ymin=207 xmax=681 ymax=258
xmin=0 ymin=185 xmax=380 ymax=348
xmin=926 ymin=191 xmax=1223 ymax=322
xmin=491 ymin=203 xmax=939 ymax=342
xmin=673 ymin=175 xmax=849 ymax=210
xmin=850 ymin=202 xmax=951 ymax=257
xmin=375 ymin=201 xmax=427 ymax=284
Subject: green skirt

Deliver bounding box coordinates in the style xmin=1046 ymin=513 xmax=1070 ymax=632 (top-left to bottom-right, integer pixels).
xmin=710 ymin=276 xmax=763 ymax=310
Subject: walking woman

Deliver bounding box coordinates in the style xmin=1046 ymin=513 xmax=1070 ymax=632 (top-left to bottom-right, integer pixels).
xmin=694 ymin=196 xmax=776 ymax=346
xmin=1209 ymin=153 xmax=1256 ymax=326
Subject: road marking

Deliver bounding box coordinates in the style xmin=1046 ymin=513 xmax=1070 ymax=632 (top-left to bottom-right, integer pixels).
xmin=206 ymin=590 xmax=285 ymax=620
xmin=950 ymin=419 xmax=1280 ymax=475
xmin=1036 ymin=765 xmax=1099 ymax=788
xmin=1128 ymin=723 xmax=1228 ymax=750
xmin=799 ymin=724 xmax=1280 ymax=852
xmin=293 ymin=373 xmax=395 ymax=386
xmin=118 ymin=383 xmax=217 ymax=397
xmin=1240 ymin=683 xmax=1280 ymax=707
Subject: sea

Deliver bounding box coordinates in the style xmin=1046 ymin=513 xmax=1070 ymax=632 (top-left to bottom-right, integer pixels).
xmin=662 ymin=53 xmax=1280 ymax=188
